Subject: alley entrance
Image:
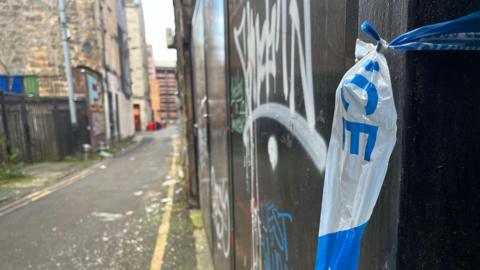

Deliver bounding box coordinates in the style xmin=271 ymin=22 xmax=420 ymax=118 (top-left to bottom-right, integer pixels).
xmin=0 ymin=127 xmax=210 ymax=270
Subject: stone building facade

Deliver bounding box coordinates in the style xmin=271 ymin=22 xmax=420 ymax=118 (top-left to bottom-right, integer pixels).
xmin=126 ymin=0 xmax=152 ymax=131
xmin=155 ymin=66 xmax=177 ymax=123
xmin=0 ymin=0 xmax=134 ymax=142
xmin=100 ymin=0 xmax=134 ymax=140
xmin=147 ymin=45 xmax=156 ymax=80
xmin=147 ymin=46 xmax=178 ymax=125
xmin=108 ymin=0 xmax=134 ymax=139
xmin=148 ymin=45 xmax=162 ymax=123
xmin=172 ymin=0 xmax=197 ymax=205
xmin=0 ymin=0 xmax=102 ymax=96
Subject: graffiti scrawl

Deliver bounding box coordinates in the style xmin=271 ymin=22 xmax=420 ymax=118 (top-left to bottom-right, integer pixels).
xmin=262 ymin=204 xmax=293 ymax=270
xmin=211 ymin=167 xmax=231 ymax=258
xmin=233 ymin=0 xmax=327 ymax=268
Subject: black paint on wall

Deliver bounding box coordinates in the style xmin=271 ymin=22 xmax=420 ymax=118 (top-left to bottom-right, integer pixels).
xmin=226 ymin=0 xmax=357 ymax=268
xmin=189 ymin=0 xmax=480 ymax=269
xmin=398 ymin=1 xmax=480 ymax=269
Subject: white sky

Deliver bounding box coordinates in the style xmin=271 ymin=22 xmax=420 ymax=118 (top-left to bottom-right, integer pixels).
xmin=142 ymin=0 xmax=177 ymax=65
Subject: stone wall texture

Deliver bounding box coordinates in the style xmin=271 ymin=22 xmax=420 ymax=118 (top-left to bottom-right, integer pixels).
xmin=126 ymin=0 xmax=151 ymax=129
xmin=0 ymin=0 xmax=116 ymax=96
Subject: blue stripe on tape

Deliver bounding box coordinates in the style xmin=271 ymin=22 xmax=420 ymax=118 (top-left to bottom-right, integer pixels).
xmin=361 ymin=21 xmax=381 ymax=42
xmin=341 ymin=60 xmax=380 ymax=116
xmin=315 ymin=223 xmax=367 ymax=270
xmin=345 ymin=75 xmax=378 ymax=115
xmin=361 ymin=12 xmax=480 ymax=51
xmin=389 ymin=12 xmax=480 ymax=48
xmin=342 ymin=118 xmax=378 ymax=161
xmin=364 ymin=60 xmax=380 ymax=72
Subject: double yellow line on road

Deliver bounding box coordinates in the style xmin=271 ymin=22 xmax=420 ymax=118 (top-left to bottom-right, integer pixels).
xmin=150 ymin=135 xmax=178 ymax=270
xmin=0 ymin=162 xmax=104 ymax=217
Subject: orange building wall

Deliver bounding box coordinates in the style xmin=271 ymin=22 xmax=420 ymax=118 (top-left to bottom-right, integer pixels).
xmin=149 ymin=79 xmax=161 ymax=122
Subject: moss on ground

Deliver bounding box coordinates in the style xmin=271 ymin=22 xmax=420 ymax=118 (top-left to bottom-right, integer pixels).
xmin=189 ymin=209 xmax=204 ymax=229
xmin=0 ymin=174 xmax=33 ymax=188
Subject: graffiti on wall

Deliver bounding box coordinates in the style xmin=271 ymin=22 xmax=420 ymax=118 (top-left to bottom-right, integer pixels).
xmin=211 ymin=167 xmax=231 ymax=258
xmin=198 ymin=96 xmax=210 ymax=175
xmin=232 ymin=0 xmax=327 ymax=268
xmin=87 ymin=74 xmax=101 ymax=108
xmin=230 ymin=74 xmax=246 ymax=134
xmin=261 ymin=204 xmax=293 ymax=270
xmin=90 ymin=111 xmax=106 ymax=138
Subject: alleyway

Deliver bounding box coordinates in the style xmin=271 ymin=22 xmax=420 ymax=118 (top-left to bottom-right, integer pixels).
xmin=0 ymin=127 xmax=207 ymax=270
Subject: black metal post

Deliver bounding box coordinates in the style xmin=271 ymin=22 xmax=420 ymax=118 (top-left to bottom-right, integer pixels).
xmin=20 ymin=96 xmax=33 ymax=163
xmin=71 ymin=101 xmax=80 ymax=157
xmin=0 ymin=91 xmax=11 ymax=156
xmin=52 ymin=99 xmax=65 ymax=160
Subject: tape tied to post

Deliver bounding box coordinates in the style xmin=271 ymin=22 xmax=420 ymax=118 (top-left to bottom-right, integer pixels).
xmin=315 ymin=11 xmax=480 ymax=270
xmin=361 ymin=11 xmax=480 ymax=52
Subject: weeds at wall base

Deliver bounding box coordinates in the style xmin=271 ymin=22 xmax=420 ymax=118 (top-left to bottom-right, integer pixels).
xmin=0 ymin=148 xmax=29 ymax=183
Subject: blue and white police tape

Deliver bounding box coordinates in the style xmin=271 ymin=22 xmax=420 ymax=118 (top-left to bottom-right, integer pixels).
xmin=315 ymin=12 xmax=480 ymax=270
xmin=362 ymin=11 xmax=480 ymax=51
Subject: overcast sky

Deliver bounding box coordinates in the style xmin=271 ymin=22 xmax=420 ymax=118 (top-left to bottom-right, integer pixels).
xmin=142 ymin=0 xmax=177 ymax=64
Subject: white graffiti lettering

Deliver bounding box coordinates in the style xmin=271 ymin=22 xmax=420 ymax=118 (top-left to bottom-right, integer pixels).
xmin=268 ymin=135 xmax=278 ymax=171
xmin=233 ymin=0 xmax=315 ymax=128
xmin=211 ymin=167 xmax=231 ymax=258
xmin=233 ymin=0 xmax=327 ymax=269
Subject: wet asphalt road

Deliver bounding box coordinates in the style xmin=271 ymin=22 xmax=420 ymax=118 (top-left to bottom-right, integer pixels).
xmin=0 ymin=127 xmax=179 ymax=270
